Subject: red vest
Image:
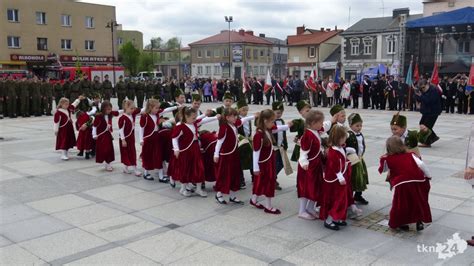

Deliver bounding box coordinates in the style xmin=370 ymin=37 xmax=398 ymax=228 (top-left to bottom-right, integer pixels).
xmin=253 ymin=129 xmax=273 ymax=163
xmin=217 ymin=123 xmax=240 ymax=155
xmin=140 ymin=113 xmax=158 ymax=139
xmin=300 ymin=129 xmax=322 ymax=161
xmin=379 ymin=152 xmax=426 ymax=188
xmin=54 ymin=109 xmax=72 ymax=128
xmin=172 ymin=123 xmax=199 ymax=151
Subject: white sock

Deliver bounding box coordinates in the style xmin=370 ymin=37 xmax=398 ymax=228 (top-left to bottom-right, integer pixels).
xmin=307 ymin=200 xmax=316 ymax=213
xmin=64 ymin=150 xmax=68 ymax=156
xmin=299 ymin=198 xmax=308 ymax=215
xmin=196 ymin=183 xmax=203 ymax=192
xmin=217 ymin=191 xmax=222 ymax=197
xmin=157 ymin=169 xmax=164 ymax=179
xmin=229 ymin=191 xmax=236 ymax=199
xmin=251 ymin=194 xmax=258 ymax=203
xmin=179 ymin=185 xmax=185 ymax=193
xmin=106 ymin=163 xmax=111 ymax=168
xmin=264 ymin=197 xmax=272 ymax=210
xmin=144 ymin=170 xmax=149 ymax=176
xmin=326 ymin=215 xmax=333 ymax=224
xmin=163 ymin=162 xmax=168 ymax=175
xmin=183 ymin=183 xmax=189 ymax=190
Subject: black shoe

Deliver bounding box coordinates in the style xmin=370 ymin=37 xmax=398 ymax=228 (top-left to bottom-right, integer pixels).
xmin=90 ymin=150 xmax=96 ymax=157
xmin=399 ymin=225 xmax=409 ymax=231
xmin=333 ymin=220 xmax=347 ymax=226
xmin=169 ymin=179 xmax=176 ymax=188
xmin=143 ymin=174 xmax=154 ymax=181
xmin=85 ymin=152 xmax=90 ymax=160
xmin=215 ymin=194 xmax=227 ymax=204
xmin=324 ymin=221 xmax=340 ymax=231
xmin=201 ymin=183 xmax=206 ymax=190
xmin=240 ymin=182 xmax=246 ymax=190
xmin=158 ymin=177 xmax=169 ymax=183
xmin=432 ymin=136 xmax=440 ymax=144
xmin=416 ymin=222 xmax=424 ymax=231
xmin=354 ymin=195 xmax=369 ymax=205
xmin=229 ymin=197 xmax=244 ymax=205
xmin=77 ymin=151 xmax=84 ymax=157
xmin=275 ymin=181 xmax=282 ymax=191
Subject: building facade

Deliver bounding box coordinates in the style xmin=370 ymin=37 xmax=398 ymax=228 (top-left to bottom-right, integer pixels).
xmin=0 ymin=0 xmax=136 ymax=77
xmin=422 ymin=0 xmax=473 ymax=16
xmin=262 ymin=35 xmax=288 ymax=79
xmin=287 ymin=26 xmax=342 ymax=79
xmin=340 ymin=8 xmax=422 ymax=78
xmin=143 ymin=47 xmax=191 ymax=79
xmin=116 ymin=27 xmax=144 ymax=52
xmin=189 ymin=29 xmax=273 ymax=80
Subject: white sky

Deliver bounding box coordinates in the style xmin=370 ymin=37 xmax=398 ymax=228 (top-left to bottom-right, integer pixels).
xmin=81 ymin=0 xmax=423 ymax=47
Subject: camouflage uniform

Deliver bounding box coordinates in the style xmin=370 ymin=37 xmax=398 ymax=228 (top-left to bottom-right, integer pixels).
xmin=29 ymin=80 xmax=42 ymax=116
xmin=0 ymin=79 xmax=5 ymax=119
xmin=41 ymin=80 xmax=53 ymax=115
xmin=102 ymin=78 xmax=113 ymax=102
xmin=136 ymin=80 xmax=145 ymax=108
xmin=53 ymin=82 xmax=64 ymax=106
xmin=127 ymin=80 xmax=136 ymax=103
xmin=18 ymin=79 xmax=30 ymax=117
xmin=5 ymin=78 xmax=18 ymax=118
xmin=116 ymin=78 xmax=127 ymax=108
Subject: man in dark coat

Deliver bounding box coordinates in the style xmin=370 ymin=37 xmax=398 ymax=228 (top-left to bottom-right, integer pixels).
xmin=415 ymin=79 xmax=441 ymax=147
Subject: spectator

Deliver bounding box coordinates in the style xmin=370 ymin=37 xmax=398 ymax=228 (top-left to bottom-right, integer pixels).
xmin=415 ymin=79 xmax=441 ymax=147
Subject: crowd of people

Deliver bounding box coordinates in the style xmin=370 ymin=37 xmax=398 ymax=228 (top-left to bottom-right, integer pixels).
xmin=48 ymin=75 xmax=438 ymax=232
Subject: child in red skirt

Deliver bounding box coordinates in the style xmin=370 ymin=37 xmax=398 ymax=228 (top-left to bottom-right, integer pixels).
xmin=379 ymin=136 xmax=432 ymax=231
xmin=75 ymin=106 xmax=97 ymax=160
xmin=214 ymin=107 xmax=255 ymax=204
xmin=251 ymin=109 xmax=291 ymax=214
xmin=140 ymin=99 xmax=178 ymax=181
xmin=118 ymin=99 xmax=142 ymax=176
xmin=54 ymin=97 xmax=81 ymax=160
xmin=319 ymin=125 xmax=351 ymax=230
xmin=172 ymin=107 xmax=219 ymax=197
xmin=297 ymin=110 xmax=325 ymax=220
xmin=92 ymin=101 xmax=119 ymax=171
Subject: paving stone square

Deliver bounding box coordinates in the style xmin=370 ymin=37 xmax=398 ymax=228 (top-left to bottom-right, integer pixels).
xmin=0 ymin=102 xmax=473 ymax=265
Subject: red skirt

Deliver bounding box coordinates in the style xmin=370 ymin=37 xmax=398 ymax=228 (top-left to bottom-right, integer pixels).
xmin=253 ymin=154 xmax=276 ymax=198
xmin=76 ymin=128 xmax=93 ymax=151
xmin=158 ymin=129 xmax=173 ymax=163
xmin=141 ymin=132 xmax=158 ymax=170
xmin=173 ymin=142 xmax=205 ymax=184
xmin=319 ymin=180 xmax=348 ymax=221
xmin=96 ymin=131 xmax=114 ymax=164
xmin=296 ymin=158 xmax=323 ymax=202
xmin=215 ymin=150 xmax=242 ymax=194
xmin=200 ymin=132 xmax=218 ymax=182
xmin=167 ymin=153 xmax=178 ymax=181
xmin=56 ymin=122 xmax=76 ymax=150
xmin=389 ymin=179 xmax=432 ymax=228
xmin=120 ymin=135 xmax=137 ymax=166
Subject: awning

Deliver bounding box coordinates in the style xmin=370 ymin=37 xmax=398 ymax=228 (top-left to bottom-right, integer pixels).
xmin=407 ymin=7 xmax=474 ymax=28
xmin=0 ymin=60 xmax=27 ymax=66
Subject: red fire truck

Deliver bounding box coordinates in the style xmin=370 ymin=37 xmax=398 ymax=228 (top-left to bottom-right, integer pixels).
xmin=46 ymin=66 xmax=125 ymax=85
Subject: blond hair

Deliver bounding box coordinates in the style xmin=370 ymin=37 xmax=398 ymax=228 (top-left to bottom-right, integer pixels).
xmin=386 ymin=136 xmax=407 ymax=155
xmin=122 ymin=99 xmax=136 ymax=110
xmin=328 ymin=125 xmax=347 ymax=146
xmin=57 ymin=97 xmax=69 ymax=109
xmin=145 ymin=99 xmax=160 ymax=114
xmin=305 ymin=110 xmax=324 ymax=127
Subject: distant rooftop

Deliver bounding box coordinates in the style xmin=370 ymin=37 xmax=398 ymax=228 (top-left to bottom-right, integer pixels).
xmin=189 ymin=29 xmax=272 ymax=46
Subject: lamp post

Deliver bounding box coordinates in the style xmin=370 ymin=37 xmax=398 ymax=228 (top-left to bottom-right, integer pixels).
xmin=225 ymin=16 xmax=233 ymax=79
xmin=106 ymin=19 xmax=119 ymax=85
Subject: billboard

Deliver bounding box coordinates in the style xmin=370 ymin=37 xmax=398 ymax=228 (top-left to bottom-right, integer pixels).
xmin=232 ymin=45 xmax=242 ymax=62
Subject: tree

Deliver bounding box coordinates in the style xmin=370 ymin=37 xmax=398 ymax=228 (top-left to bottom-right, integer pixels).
xmin=119 ymin=41 xmax=140 ymax=76
xmin=145 ymin=37 xmax=163 ymax=50
xmin=138 ymin=52 xmax=154 ymax=72
xmin=166 ymin=37 xmax=181 ymax=62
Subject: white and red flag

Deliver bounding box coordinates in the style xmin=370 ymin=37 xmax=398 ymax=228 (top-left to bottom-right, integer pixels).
xmin=263 ymin=69 xmax=273 ymax=94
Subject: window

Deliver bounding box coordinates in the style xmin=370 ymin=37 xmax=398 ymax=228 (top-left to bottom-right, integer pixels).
xmin=36 ymin=12 xmax=46 ymax=24
xmin=223 ymin=48 xmax=229 ymax=57
xmin=197 ymin=50 xmax=202 ymax=58
xmin=350 ymin=38 xmax=360 ymax=55
xmin=7 ymin=9 xmax=19 ymax=22
xmin=37 ymin=38 xmax=48 ymax=50
xmin=206 ymin=50 xmax=211 ymax=58
xmin=117 ymin=37 xmax=123 ymax=45
xmin=214 ymin=49 xmax=220 ymax=57
xmin=260 ymin=66 xmax=265 ymax=75
xmin=197 ymin=66 xmax=203 ymax=75
xmin=205 ymin=66 xmax=211 ymax=75
xmin=7 ymin=36 xmax=20 ymax=48
xmin=246 ymin=49 xmax=251 ymax=59
xmin=253 ymin=49 xmax=258 ymax=59
xmin=260 ymin=49 xmax=264 ymax=57
xmin=85 ymin=40 xmax=95 ymax=51
xmin=363 ymin=37 xmax=373 ymax=55
xmin=253 ymin=66 xmax=258 ymax=76
xmin=85 ymin=16 xmax=94 ymax=28
xmin=309 ymin=46 xmax=316 ymax=58
xmin=61 ymin=39 xmax=72 ymax=50
xmin=214 ymin=65 xmax=220 ymax=74
xmin=386 ymin=35 xmax=397 ymax=54
xmin=458 ymin=41 xmax=470 ymax=53
xmin=61 ymin=14 xmax=71 ymax=26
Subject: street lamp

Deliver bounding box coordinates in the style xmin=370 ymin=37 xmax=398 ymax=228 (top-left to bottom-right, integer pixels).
xmin=225 ymin=16 xmax=233 ymax=79
xmin=106 ymin=19 xmax=119 ymax=86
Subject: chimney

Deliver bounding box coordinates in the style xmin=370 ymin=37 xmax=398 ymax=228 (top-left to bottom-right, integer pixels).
xmin=245 ymin=30 xmax=254 ymax=36
xmin=320 ymin=27 xmax=324 ymax=32
xmin=392 ymin=8 xmax=409 ymax=18
xmin=259 ymin=33 xmax=266 ymax=38
xmin=326 ymin=28 xmax=331 ymax=31
xmin=335 ymin=25 xmax=337 ymax=31
xmin=296 ymin=25 xmax=305 ymax=35
xmin=238 ymin=29 xmax=245 ymax=36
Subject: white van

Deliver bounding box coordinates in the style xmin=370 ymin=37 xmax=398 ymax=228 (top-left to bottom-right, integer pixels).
xmin=137 ymin=71 xmax=163 ymax=82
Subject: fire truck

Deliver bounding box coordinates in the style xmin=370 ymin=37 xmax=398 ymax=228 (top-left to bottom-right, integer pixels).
xmin=45 ymin=66 xmax=125 ymax=86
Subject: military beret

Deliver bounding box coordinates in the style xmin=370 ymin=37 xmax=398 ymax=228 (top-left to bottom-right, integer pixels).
xmin=192 ymin=94 xmax=202 ymax=102
xmin=223 ymin=90 xmax=234 ymax=100
xmin=236 ymin=99 xmax=248 ymax=109
xmin=348 ymin=113 xmax=362 ymax=125
xmin=390 ymin=112 xmax=407 ymax=128
xmin=330 ymin=104 xmax=344 ymax=116
xmin=272 ymin=101 xmax=284 ymax=111
xmin=296 ymin=100 xmax=310 ymax=112
xmin=174 ymin=88 xmax=184 ymax=98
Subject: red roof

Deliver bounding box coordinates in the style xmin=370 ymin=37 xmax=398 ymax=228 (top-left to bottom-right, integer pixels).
xmin=287 ymin=30 xmax=343 ymax=46
xmin=189 ymin=30 xmax=272 ymax=46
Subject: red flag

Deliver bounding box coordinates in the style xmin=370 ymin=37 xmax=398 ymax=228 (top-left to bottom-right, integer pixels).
xmin=307 ymin=69 xmax=317 ymax=92
xmin=242 ymin=69 xmax=248 ymax=93
xmin=430 ymin=63 xmax=439 ymax=85
xmin=263 ymin=70 xmax=272 ymax=94
xmin=469 ymin=60 xmax=474 ymax=87
xmin=413 ymin=62 xmax=419 ymax=83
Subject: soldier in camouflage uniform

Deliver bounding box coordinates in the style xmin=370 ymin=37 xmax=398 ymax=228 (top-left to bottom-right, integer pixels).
xmin=62 ymin=79 xmax=71 ymax=100
xmin=53 ymin=80 xmax=64 ymax=106
xmin=18 ymin=77 xmax=30 ymax=117
xmin=127 ymin=78 xmax=136 ymax=103
xmin=29 ymin=77 xmax=42 ymax=116
xmin=5 ymin=75 xmax=18 ymax=118
xmin=136 ymin=79 xmax=145 ymax=108
xmin=116 ymin=75 xmax=127 ymax=108
xmin=41 ymin=78 xmax=53 ymax=115
xmin=70 ymin=77 xmax=81 ymax=102
xmin=91 ymin=76 xmax=101 ymax=97
xmin=102 ymin=74 xmax=113 ymax=102
xmin=79 ymin=75 xmax=91 ymax=111
xmin=0 ymin=77 xmax=5 ymax=119
xmin=145 ymin=79 xmax=155 ymax=103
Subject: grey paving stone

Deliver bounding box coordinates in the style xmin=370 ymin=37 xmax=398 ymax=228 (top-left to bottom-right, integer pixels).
xmin=82 ymin=184 xmax=145 ymax=201
xmin=26 ymin=194 xmax=94 ymax=214
xmin=64 ymin=247 xmax=159 ymax=265
xmin=0 ymin=235 xmax=13 ymax=248
xmin=52 ymin=203 xmax=125 ymax=227
xmin=170 ymin=245 xmax=267 ymax=265
xmin=0 ymin=204 xmax=43 ymax=225
xmin=0 ymin=244 xmax=46 ymax=265
xmin=0 ymin=215 xmax=73 ymax=243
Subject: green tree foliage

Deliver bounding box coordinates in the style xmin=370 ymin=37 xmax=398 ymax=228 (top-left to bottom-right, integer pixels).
xmin=138 ymin=52 xmax=154 ymax=72
xmin=119 ymin=41 xmax=140 ymax=75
